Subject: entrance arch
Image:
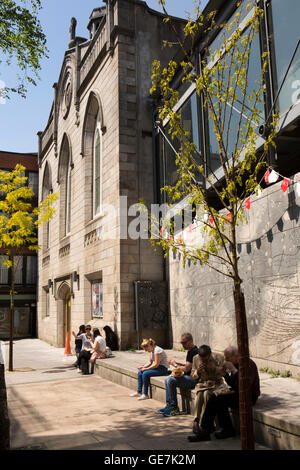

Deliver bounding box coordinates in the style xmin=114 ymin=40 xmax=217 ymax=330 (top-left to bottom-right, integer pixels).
xmin=56 ymin=282 xmax=71 ymax=347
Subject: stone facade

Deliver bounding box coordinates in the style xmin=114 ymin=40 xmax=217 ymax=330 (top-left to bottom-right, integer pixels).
xmin=37 ymin=0 xmax=184 ymax=349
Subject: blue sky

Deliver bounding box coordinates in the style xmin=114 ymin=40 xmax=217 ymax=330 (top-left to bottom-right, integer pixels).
xmin=0 ymin=0 xmax=207 ymax=153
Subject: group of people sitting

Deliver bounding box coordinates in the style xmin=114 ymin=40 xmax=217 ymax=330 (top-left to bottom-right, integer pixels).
xmin=72 ymin=324 xmax=118 ymax=375
xmin=130 ymin=333 xmax=260 ymax=442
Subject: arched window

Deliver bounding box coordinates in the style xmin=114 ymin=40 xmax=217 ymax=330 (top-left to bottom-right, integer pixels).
xmin=81 ymin=91 xmax=105 ymax=223
xmin=58 ymin=134 xmax=72 ymax=239
xmin=93 ymin=112 xmax=102 ymax=217
xmin=65 ymin=160 xmax=72 ymax=235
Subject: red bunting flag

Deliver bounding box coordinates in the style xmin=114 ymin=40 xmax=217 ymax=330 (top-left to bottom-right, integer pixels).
xmin=169 ymin=234 xmax=173 ymax=241
xmin=281 ymin=178 xmax=289 ymax=193
xmin=264 ymin=168 xmax=270 ymax=183
xmin=189 ymin=224 xmax=192 ymax=233
xmin=226 ymin=213 xmax=231 ymax=222
xmin=209 ymin=216 xmax=214 ymax=224
xmin=160 ymin=226 xmax=163 ymax=235
xmin=245 ymin=197 xmax=251 ymax=210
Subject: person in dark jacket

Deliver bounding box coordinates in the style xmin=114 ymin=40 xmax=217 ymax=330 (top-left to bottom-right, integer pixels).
xmin=73 ymin=325 xmax=85 ymax=369
xmin=188 ymin=346 xmax=260 ymax=441
xmin=103 ymin=325 xmax=119 ymax=351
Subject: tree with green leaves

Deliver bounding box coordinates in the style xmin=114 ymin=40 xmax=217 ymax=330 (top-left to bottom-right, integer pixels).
xmin=149 ymin=0 xmax=277 ymax=450
xmin=0 ymin=0 xmax=47 ymax=99
xmin=0 ymin=164 xmax=58 ymax=372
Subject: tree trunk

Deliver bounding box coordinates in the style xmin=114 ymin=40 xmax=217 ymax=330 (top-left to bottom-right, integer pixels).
xmin=9 ymin=255 xmax=14 ymax=372
xmin=233 ymin=283 xmax=255 ymax=450
xmin=0 ymin=362 xmax=10 ymax=449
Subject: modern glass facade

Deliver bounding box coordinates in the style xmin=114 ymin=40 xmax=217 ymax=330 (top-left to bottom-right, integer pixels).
xmin=158 ymin=0 xmax=300 ymax=195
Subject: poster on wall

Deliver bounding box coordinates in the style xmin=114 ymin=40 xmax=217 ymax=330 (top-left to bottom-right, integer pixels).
xmin=92 ymin=281 xmax=103 ymax=318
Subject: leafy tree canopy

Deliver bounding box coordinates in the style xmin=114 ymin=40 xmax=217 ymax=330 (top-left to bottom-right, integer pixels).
xmin=0 ymin=0 xmax=47 ymax=98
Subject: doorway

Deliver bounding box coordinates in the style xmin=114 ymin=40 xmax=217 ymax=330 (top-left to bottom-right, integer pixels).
xmin=64 ymin=292 xmax=71 ymax=347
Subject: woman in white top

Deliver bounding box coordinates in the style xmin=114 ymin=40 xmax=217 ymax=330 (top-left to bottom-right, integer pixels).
xmin=89 ymin=328 xmax=106 ymax=363
xmin=130 ymin=338 xmax=169 ymax=401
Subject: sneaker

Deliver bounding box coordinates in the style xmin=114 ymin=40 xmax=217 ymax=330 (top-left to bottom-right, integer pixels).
xmin=163 ymin=406 xmax=180 ymax=416
xmin=157 ymin=405 xmax=171 ymax=414
xmin=130 ymin=392 xmax=141 ymax=397
xmin=137 ymin=394 xmax=149 ymax=400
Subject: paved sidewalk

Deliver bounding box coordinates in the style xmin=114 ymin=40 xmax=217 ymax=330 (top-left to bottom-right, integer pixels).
xmin=3 ymin=339 xmax=268 ymax=451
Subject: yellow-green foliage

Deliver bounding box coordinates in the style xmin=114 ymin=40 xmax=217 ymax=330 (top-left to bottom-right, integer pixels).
xmin=0 ymin=164 xmax=58 ymax=268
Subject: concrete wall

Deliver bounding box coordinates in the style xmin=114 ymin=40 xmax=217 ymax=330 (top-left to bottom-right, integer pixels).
xmin=168 ymin=176 xmax=300 ymax=374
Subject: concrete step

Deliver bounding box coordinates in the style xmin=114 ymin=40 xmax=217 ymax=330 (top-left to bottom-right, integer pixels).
xmin=94 ymin=350 xmax=300 ymax=450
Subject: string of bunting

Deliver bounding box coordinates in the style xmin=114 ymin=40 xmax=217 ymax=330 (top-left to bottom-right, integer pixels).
xmin=159 ymin=167 xmax=298 ymax=242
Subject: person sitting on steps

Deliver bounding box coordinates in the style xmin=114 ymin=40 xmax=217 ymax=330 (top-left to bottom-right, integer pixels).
xmin=157 ymin=332 xmax=199 ymax=417
xmin=130 ymin=338 xmax=169 ymax=401
xmin=189 ymin=346 xmax=260 ymax=441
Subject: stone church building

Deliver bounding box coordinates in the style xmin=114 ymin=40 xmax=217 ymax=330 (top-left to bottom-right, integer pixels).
xmin=37 ymin=0 xmax=183 ymax=349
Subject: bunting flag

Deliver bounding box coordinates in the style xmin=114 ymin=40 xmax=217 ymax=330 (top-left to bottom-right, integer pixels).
xmin=203 ymin=213 xmax=209 ymax=222
xmin=169 ymin=234 xmax=173 ymax=241
xmin=281 ymin=178 xmax=289 ymax=193
xmin=264 ymin=168 xmax=270 ymax=183
xmin=209 ymin=216 xmax=214 ymax=224
xmin=245 ymin=197 xmax=251 ymax=210
xmin=269 ymin=170 xmax=279 ymax=183
xmin=189 ymin=224 xmax=192 ymax=233
xmin=226 ymin=213 xmax=231 ymax=222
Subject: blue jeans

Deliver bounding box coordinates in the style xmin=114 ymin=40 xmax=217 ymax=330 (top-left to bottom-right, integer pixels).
xmin=137 ymin=366 xmax=168 ymax=395
xmin=165 ymin=375 xmax=197 ymax=408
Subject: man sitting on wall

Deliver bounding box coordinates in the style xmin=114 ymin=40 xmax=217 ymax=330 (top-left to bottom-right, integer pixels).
xmin=189 ymin=346 xmax=260 ymax=441
xmin=189 ymin=344 xmax=224 ymax=437
xmin=157 ymin=332 xmax=198 ymax=416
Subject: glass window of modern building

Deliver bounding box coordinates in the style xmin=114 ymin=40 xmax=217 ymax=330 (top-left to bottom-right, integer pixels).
xmin=267 ymin=0 xmax=300 ymax=114
xmin=204 ymin=6 xmax=265 ymax=175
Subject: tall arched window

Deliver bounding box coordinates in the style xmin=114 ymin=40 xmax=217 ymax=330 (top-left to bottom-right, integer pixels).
xmin=58 ymin=134 xmax=72 ymax=239
xmin=65 ymin=160 xmax=72 ymax=235
xmin=93 ymin=112 xmax=102 ymax=217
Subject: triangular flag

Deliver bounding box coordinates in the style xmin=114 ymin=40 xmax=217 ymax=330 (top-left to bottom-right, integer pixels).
xmin=189 ymin=224 xmax=192 ymax=233
xmin=209 ymin=216 xmax=214 ymax=224
xmin=264 ymin=168 xmax=270 ymax=183
xmin=245 ymin=197 xmax=251 ymax=210
xmin=203 ymin=213 xmax=209 ymax=222
xmin=169 ymin=234 xmax=173 ymax=241
xmin=281 ymin=178 xmax=289 ymax=193
xmin=269 ymin=170 xmax=279 ymax=183
xmin=160 ymin=226 xmax=163 ymax=235
xmin=257 ymin=187 xmax=262 ymax=198
xmin=226 ymin=213 xmax=231 ymax=222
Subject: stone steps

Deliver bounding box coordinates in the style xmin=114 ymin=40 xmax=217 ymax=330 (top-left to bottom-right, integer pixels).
xmin=94 ymin=350 xmax=300 ymax=450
